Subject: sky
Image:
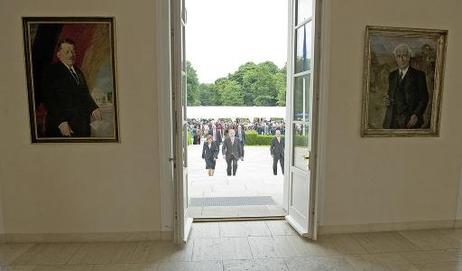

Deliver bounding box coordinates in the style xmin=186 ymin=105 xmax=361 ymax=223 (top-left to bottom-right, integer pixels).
xmin=185 ymin=0 xmax=288 ymax=83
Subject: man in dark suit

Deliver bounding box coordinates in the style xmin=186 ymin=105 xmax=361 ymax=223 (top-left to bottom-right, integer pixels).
xmin=270 ymin=129 xmax=285 ymax=175
xmin=222 ymin=129 xmax=243 ymax=176
xmin=42 ymin=39 xmax=102 ymax=137
xmin=236 ymin=124 xmax=246 ymax=159
xmin=383 ymin=43 xmax=429 ymax=129
xmin=210 ymin=123 xmax=222 ymax=145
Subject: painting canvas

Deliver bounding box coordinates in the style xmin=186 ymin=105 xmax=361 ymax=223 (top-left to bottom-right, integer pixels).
xmin=361 ymin=26 xmax=447 ymax=137
xmin=23 ymin=17 xmax=119 ymax=143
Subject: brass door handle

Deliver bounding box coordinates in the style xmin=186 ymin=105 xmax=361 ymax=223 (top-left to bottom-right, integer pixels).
xmin=303 ymin=155 xmax=310 ymax=160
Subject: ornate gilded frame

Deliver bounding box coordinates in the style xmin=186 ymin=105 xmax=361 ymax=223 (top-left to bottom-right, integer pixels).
xmin=361 ymin=25 xmax=448 ymax=137
xmin=22 ymin=17 xmax=120 ymax=143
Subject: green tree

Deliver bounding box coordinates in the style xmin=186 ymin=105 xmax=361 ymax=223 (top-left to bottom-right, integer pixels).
xmin=197 ymin=83 xmax=221 ymax=106
xmin=229 ymin=62 xmax=258 ymax=105
xmin=219 ymin=80 xmax=244 ymax=106
xmin=242 ymin=62 xmax=281 ymax=106
xmin=186 ymin=61 xmax=200 ymax=105
xmin=187 ymin=60 xmax=286 ymax=106
xmin=276 ymin=65 xmax=287 ymax=106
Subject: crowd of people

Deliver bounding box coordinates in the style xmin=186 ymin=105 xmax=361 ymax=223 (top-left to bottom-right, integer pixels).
xmin=188 ymin=118 xmax=285 ymax=144
xmin=188 ymin=118 xmax=285 ymax=177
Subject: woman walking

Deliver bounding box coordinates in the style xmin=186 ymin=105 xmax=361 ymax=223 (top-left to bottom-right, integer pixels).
xmin=202 ymin=134 xmax=219 ymax=176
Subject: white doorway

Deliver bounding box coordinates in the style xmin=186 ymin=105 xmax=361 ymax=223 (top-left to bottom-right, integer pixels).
xmin=170 ymin=0 xmax=323 ymax=242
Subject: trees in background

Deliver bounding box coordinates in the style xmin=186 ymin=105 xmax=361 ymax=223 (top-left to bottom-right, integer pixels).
xmin=186 ymin=61 xmax=200 ymax=106
xmin=186 ymin=61 xmax=286 ymax=106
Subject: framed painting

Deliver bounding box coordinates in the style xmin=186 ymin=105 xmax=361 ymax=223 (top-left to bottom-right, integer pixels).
xmin=23 ymin=17 xmax=119 ymax=143
xmin=361 ymin=25 xmax=448 ymax=137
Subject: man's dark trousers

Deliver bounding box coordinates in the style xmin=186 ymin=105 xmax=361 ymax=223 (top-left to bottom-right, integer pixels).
xmin=273 ymin=154 xmax=284 ymax=175
xmin=226 ymin=155 xmax=238 ymax=176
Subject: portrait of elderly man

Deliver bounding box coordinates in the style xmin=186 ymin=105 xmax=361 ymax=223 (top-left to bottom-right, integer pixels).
xmin=41 ymin=38 xmax=103 ymax=137
xmin=382 ymin=43 xmax=429 ymax=129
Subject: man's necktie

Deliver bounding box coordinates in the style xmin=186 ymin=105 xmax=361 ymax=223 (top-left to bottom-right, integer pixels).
xmin=398 ymin=70 xmax=404 ymax=84
xmin=69 ymin=68 xmax=80 ymax=85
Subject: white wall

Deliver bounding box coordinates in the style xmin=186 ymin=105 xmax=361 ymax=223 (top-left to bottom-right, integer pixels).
xmin=1 ymin=0 xmax=462 ymax=237
xmin=0 ymin=0 xmax=162 ymax=234
xmin=320 ymin=0 xmax=462 ymax=228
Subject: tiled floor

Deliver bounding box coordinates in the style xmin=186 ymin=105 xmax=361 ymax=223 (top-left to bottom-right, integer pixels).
xmin=188 ymin=145 xmax=285 ymax=218
xmin=2 ymin=221 xmax=462 ymax=270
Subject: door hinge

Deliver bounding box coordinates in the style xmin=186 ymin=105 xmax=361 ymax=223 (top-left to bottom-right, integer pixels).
xmin=169 ymin=156 xmax=177 ymax=169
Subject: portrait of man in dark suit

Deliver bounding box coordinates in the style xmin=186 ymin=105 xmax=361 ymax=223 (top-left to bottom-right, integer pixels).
xmin=382 ymin=43 xmax=429 ymax=129
xmin=23 ymin=17 xmax=119 ymax=142
xmin=42 ymin=39 xmax=103 ymax=137
xmin=361 ymin=26 xmax=447 ymax=137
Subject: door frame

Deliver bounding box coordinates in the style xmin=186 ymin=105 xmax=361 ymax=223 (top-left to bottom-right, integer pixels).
xmin=166 ymin=0 xmax=332 ymax=242
xmin=313 ymin=0 xmax=332 ymax=237
xmin=170 ymin=0 xmax=193 ymax=243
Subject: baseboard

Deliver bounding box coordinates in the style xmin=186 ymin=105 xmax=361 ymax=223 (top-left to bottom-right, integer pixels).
xmin=318 ymin=220 xmax=457 ymax=235
xmin=454 ymin=219 xmax=462 ymax=228
xmin=0 ymin=231 xmax=173 ymax=243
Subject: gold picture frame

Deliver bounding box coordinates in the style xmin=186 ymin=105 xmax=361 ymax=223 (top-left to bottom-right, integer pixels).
xmin=361 ymin=25 xmax=448 ymax=137
xmin=23 ymin=17 xmax=119 ymax=143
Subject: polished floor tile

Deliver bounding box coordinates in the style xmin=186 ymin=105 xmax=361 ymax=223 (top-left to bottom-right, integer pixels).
xmin=153 ymin=242 xmax=193 ymax=263
xmin=223 ymin=258 xmax=288 ymax=271
xmin=0 ymin=244 xmax=34 ymax=265
xmin=220 ymin=238 xmax=252 ymax=260
xmin=92 ymin=263 xmax=157 ymax=271
xmin=156 ymin=260 xmax=222 ymax=271
xmin=6 ymin=222 xmax=462 ymax=270
xmin=315 ymin=234 xmax=368 ymax=256
xmin=399 ymin=230 xmax=462 ymax=250
xmin=192 ymin=238 xmax=221 ymax=261
xmin=11 ymin=243 xmax=81 ymax=265
xmin=33 ymin=265 xmax=94 ymax=271
xmin=272 ymin=236 xmax=308 ymax=257
xmin=346 ymin=253 xmax=419 ymax=271
xmin=0 ymin=266 xmax=36 ymax=271
xmin=351 ymin=232 xmax=419 ymax=253
xmin=401 ymin=249 xmax=462 ymax=267
xmin=219 ymin=222 xmax=271 ymax=238
xmin=125 ymin=242 xmax=160 ymax=264
xmin=417 ymin=261 xmax=462 ymax=271
xmin=68 ymin=242 xmax=138 ymax=265
xmin=284 ymin=256 xmax=355 ymax=271
xmin=265 ymin=221 xmax=297 ymax=237
xmin=247 ymin=237 xmax=279 ymax=258
xmin=189 ymin=223 xmax=220 ymax=240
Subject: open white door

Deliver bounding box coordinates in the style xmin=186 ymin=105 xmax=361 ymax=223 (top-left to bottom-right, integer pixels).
xmin=284 ymin=0 xmax=320 ymax=239
xmin=171 ymin=0 xmax=193 ymax=243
